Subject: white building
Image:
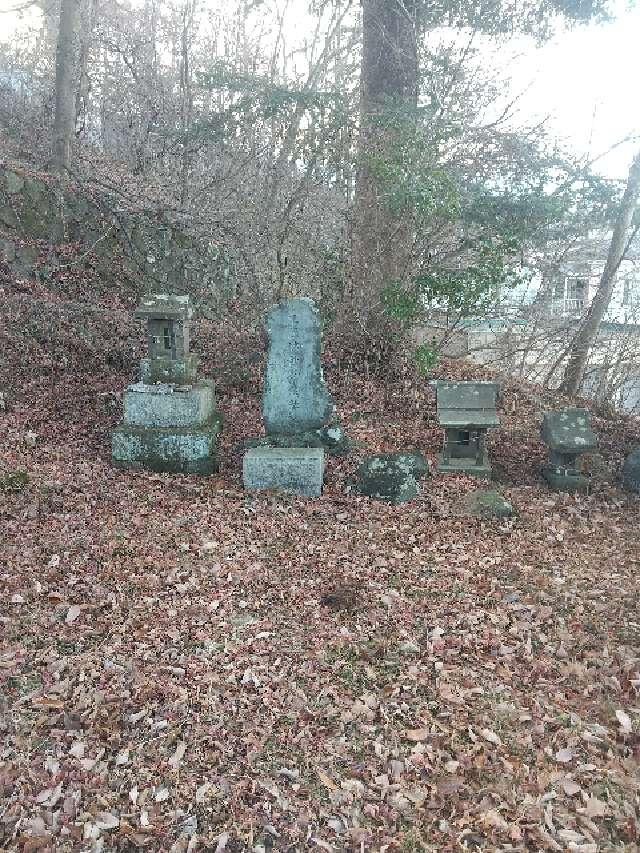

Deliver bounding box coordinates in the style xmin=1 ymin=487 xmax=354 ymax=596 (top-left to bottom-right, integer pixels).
xmin=417 ymin=237 xmax=640 ymax=413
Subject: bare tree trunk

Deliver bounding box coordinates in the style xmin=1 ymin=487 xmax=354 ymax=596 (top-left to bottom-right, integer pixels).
xmin=53 ymin=0 xmax=81 ymax=173
xmin=180 ymin=1 xmax=196 ymax=208
xmin=348 ymin=0 xmax=420 ymax=312
xmin=560 ymin=150 xmax=640 ymax=396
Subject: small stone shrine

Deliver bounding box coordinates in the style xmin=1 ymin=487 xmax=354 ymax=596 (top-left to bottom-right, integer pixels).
xmin=243 ymin=297 xmax=336 ymax=496
xmin=112 ymin=294 xmax=222 ymax=474
xmin=540 ymin=407 xmax=597 ymax=491
xmin=431 ymin=381 xmax=500 ymax=477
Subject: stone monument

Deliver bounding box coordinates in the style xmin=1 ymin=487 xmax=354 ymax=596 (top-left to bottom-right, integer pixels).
xmin=540 ymin=407 xmax=597 ymax=491
xmin=263 ymin=298 xmax=334 ymax=435
xmin=112 ymin=294 xmax=222 ymax=474
xmin=243 ymin=297 xmax=337 ymax=496
xmin=622 ymin=447 xmax=640 ymax=494
xmin=431 ymin=381 xmax=500 ymax=477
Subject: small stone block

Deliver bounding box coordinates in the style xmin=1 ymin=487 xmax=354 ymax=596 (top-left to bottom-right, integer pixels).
xmin=541 ymin=408 xmax=597 ymax=453
xmin=463 ymin=489 xmax=513 ymax=518
xmin=243 ymin=447 xmax=324 ymax=497
xmin=123 ymin=381 xmax=215 ymax=428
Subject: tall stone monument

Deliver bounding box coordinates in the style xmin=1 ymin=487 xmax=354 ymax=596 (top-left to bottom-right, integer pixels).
xmin=622 ymin=446 xmax=640 ymax=494
xmin=112 ymin=294 xmax=222 ymax=474
xmin=262 ymin=298 xmax=335 ymax=437
xmin=540 ymin=408 xmax=597 ymax=491
xmin=243 ymin=298 xmax=338 ymax=496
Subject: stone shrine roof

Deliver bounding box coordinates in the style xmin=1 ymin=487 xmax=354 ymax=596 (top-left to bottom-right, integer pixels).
xmin=431 ymin=381 xmax=500 ymax=428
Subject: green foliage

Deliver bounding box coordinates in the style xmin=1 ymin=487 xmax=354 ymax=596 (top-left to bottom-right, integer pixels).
xmin=418 ymin=0 xmax=611 ymax=38
xmin=193 ymin=60 xmax=351 ymax=161
xmin=414 ymin=343 xmax=439 ymax=374
xmin=365 ymin=103 xmax=461 ymax=224
xmin=0 ymin=470 xmax=28 ymax=493
xmin=415 ymin=237 xmax=523 ymax=315
xmin=381 ymin=281 xmax=420 ymax=324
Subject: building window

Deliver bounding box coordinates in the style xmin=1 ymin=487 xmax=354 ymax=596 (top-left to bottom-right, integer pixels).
xmin=566 ymin=278 xmax=587 ymax=312
xmin=622 ymin=279 xmax=640 ymax=306
xmin=550 ymin=277 xmax=587 ymax=314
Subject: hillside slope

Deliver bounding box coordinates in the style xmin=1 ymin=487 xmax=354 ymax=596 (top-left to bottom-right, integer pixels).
xmin=1 ymin=272 xmax=640 ymax=851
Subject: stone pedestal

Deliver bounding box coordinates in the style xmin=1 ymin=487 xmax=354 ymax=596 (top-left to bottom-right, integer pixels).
xmin=436 ymin=450 xmax=492 ymax=479
xmin=243 ymin=447 xmax=324 ymax=497
xmin=112 ymin=381 xmax=222 ymax=474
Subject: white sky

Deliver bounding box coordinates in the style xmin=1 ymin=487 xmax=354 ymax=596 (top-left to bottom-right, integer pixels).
xmin=505 ymin=4 xmax=640 ymax=179
xmin=1 ymin=0 xmax=638 ymax=179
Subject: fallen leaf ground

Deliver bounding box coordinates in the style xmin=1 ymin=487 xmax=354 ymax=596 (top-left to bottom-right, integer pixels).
xmin=1 ymin=283 xmax=640 ymax=852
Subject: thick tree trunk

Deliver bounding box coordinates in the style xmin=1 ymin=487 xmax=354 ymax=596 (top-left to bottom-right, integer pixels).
xmin=53 ymin=0 xmax=81 ymax=173
xmin=560 ymin=151 xmax=640 ymax=396
xmin=348 ymin=0 xmax=420 ymax=313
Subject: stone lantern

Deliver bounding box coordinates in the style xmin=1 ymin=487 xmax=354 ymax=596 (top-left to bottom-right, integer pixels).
xmin=541 ymin=408 xmax=597 ymax=491
xmin=432 ymin=381 xmax=500 ymax=477
xmin=111 ymin=293 xmax=222 ymax=474
xmin=135 ymin=294 xmax=198 ymax=385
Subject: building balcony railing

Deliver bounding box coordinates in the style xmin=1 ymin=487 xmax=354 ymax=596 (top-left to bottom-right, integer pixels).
xmin=550 ymin=297 xmax=585 ymax=316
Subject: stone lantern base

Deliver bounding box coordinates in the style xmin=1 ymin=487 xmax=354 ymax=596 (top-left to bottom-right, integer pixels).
xmin=111 ymin=380 xmax=222 ymax=474
xmin=541 ymin=463 xmax=589 ymax=492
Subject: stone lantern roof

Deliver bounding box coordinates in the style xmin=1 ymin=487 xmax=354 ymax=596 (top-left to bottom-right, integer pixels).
xmin=541 ymin=408 xmax=597 ymax=453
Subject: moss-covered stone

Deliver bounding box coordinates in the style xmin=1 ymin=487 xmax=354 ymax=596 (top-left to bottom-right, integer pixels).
xmin=0 ymin=164 xmax=235 ymax=299
xmin=463 ymin=489 xmax=513 ymax=518
xmin=111 ymin=413 xmax=222 ymax=474
xmin=348 ymin=451 xmax=429 ymax=504
xmin=0 ymin=470 xmax=29 ymax=492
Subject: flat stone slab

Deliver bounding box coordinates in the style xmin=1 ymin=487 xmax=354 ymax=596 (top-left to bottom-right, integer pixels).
xmin=243 ymin=447 xmax=324 ymax=497
xmin=123 ymin=380 xmax=215 ymax=428
xmin=112 ymin=414 xmax=222 ymax=474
